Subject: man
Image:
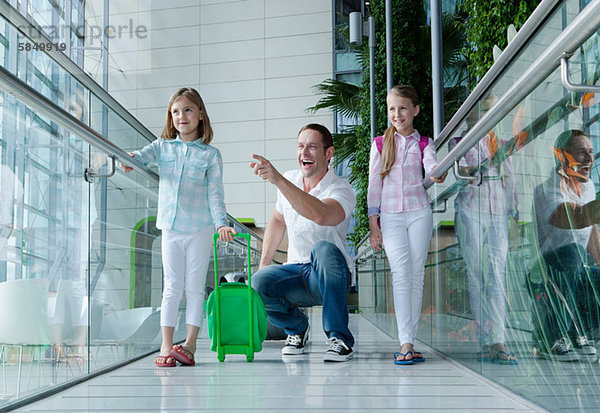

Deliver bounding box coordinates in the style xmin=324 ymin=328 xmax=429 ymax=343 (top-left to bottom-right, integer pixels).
xmin=250 ymin=124 xmax=356 ymax=362
xmin=532 ymin=129 xmax=600 ymax=362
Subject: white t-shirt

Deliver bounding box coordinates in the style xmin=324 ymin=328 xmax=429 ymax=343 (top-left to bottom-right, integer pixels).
xmin=534 ymin=173 xmax=595 ymax=254
xmin=276 ymin=168 xmax=356 ymax=285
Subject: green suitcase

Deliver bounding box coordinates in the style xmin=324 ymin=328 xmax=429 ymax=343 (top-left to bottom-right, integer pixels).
xmin=206 ymin=232 xmax=267 ymax=362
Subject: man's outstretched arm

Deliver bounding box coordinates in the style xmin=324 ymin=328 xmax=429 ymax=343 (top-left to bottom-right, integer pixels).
xmin=250 ymin=154 xmax=345 ymax=226
xmin=259 ymin=209 xmax=287 ymax=269
xmin=549 ymin=199 xmax=600 ymax=229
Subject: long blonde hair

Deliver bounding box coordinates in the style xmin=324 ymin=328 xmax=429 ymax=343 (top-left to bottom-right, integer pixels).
xmin=161 ymin=87 xmax=213 ymax=144
xmin=380 ymin=85 xmax=420 ymax=178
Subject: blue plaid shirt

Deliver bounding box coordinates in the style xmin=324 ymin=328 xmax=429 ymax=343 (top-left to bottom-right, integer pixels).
xmin=132 ymin=137 xmax=228 ymax=233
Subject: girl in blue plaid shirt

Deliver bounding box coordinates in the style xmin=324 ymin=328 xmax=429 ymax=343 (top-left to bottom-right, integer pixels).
xmin=121 ymin=87 xmax=235 ymax=367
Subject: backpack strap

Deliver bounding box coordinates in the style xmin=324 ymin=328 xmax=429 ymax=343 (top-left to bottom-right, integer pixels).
xmin=373 ymin=135 xmax=384 ymax=153
xmin=374 ymin=135 xmax=429 ymax=156
xmin=419 ymin=135 xmax=429 ymax=158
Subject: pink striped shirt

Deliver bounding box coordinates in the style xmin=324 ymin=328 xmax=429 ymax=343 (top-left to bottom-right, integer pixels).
xmin=449 ymin=135 xmax=518 ymax=217
xmin=367 ymin=130 xmax=439 ymax=215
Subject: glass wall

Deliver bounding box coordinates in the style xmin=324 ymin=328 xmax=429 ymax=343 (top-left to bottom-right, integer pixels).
xmin=0 ymin=87 xmax=161 ymax=405
xmin=358 ymin=0 xmax=600 ymax=410
xmin=0 ymin=1 xmax=265 ymax=408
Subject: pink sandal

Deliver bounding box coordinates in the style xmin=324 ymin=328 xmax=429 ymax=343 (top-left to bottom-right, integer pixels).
xmin=155 ymin=355 xmax=176 ymax=367
xmin=170 ymin=345 xmax=195 ymax=366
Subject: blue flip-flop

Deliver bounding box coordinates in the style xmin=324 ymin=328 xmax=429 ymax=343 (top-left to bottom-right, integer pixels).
xmin=413 ymin=350 xmax=426 ymax=362
xmin=491 ymin=350 xmax=518 ymax=365
xmin=476 ymin=349 xmax=491 ymax=362
xmin=393 ymin=351 xmax=414 ymax=365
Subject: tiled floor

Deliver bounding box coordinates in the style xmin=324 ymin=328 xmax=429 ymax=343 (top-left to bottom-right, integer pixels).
xmin=17 ymin=311 xmax=545 ymax=412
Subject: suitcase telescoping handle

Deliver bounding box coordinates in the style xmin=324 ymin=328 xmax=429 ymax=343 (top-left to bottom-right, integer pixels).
xmin=212 ymin=232 xmax=252 ymax=289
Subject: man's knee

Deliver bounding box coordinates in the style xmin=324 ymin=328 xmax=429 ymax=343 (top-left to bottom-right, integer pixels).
xmin=252 ymin=265 xmax=280 ymax=296
xmin=311 ymin=240 xmax=342 ymax=260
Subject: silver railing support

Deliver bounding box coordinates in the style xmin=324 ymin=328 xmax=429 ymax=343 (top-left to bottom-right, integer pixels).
xmin=85 ymin=156 xmax=116 ymax=182
xmin=560 ymin=52 xmax=600 ymax=93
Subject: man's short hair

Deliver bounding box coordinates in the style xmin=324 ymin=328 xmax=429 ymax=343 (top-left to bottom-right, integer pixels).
xmin=298 ymin=124 xmax=333 ymax=149
xmin=554 ymin=129 xmax=588 ymax=152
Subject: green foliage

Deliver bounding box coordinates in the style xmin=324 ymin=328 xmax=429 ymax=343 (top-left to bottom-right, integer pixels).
xmin=309 ymin=3 xmax=469 ymax=246
xmin=308 ymin=79 xmax=362 ymax=119
xmin=459 ymin=0 xmax=541 ymax=88
xmin=441 ymin=12 xmax=469 ymax=123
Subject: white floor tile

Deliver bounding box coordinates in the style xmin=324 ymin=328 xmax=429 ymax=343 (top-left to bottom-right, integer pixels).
xmin=16 ymin=312 xmax=541 ymax=412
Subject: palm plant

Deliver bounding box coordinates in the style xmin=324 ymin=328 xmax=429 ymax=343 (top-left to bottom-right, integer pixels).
xmin=308 ymin=79 xmax=362 ymax=167
xmin=308 ymin=11 xmax=468 ymax=167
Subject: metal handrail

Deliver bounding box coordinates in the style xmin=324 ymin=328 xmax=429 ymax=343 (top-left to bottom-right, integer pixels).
xmin=560 ymin=52 xmax=600 ymax=93
xmin=355 ymin=0 xmax=600 ymax=258
xmin=0 ymin=61 xmax=279 ymax=251
xmin=433 ymin=0 xmax=562 ymax=150
xmin=0 ymin=64 xmax=158 ymax=183
xmin=0 ymin=2 xmax=284 ymax=250
xmin=0 ymin=0 xmax=157 ymax=144
xmin=424 ymin=0 xmax=600 ymax=187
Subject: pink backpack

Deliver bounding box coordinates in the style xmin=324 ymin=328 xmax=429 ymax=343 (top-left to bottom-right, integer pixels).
xmin=373 ymin=134 xmax=430 ymax=176
xmin=373 ymin=134 xmax=429 ymax=157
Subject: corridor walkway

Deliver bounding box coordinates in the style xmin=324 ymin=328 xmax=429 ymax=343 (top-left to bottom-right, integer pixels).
xmin=17 ymin=311 xmax=544 ymax=412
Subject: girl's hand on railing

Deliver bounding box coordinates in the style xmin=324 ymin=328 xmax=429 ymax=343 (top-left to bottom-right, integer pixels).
xmin=218 ymin=225 xmax=237 ymax=242
xmin=430 ymin=170 xmax=448 ymax=184
xmin=119 ymin=152 xmax=135 ymax=173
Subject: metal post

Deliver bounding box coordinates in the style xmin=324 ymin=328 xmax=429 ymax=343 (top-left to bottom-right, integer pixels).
xmin=430 ymin=0 xmax=444 ymax=338
xmin=369 ymin=16 xmax=376 ymax=139
xmin=91 ymin=0 xmax=109 ymax=294
xmin=385 ymin=0 xmax=393 ymax=92
xmin=431 ymin=0 xmax=444 ymax=139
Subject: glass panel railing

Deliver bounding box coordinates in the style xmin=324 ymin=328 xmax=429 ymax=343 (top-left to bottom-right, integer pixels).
xmin=0 ymin=76 xmax=162 ymax=405
xmin=88 ymin=157 xmax=160 ymax=371
xmin=0 ymin=1 xmax=156 ymax=148
xmin=435 ymin=0 xmax=564 ymax=150
xmin=0 ymin=24 xmax=273 ymax=413
xmin=0 ymin=78 xmax=272 ymax=410
xmin=358 ymin=0 xmax=600 ymax=411
xmin=0 ymin=1 xmax=281 ymax=409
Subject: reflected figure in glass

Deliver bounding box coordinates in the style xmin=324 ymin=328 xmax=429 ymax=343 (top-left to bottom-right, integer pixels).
xmin=531 ymin=129 xmax=599 ymax=362
xmin=0 ymin=162 xmax=24 ymax=278
xmin=450 ymin=98 xmax=519 ymax=365
xmin=47 ymin=91 xmax=93 ymax=360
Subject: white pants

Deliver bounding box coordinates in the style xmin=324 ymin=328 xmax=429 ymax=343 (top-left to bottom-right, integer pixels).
xmin=381 ymin=208 xmax=433 ymax=345
xmin=455 ymin=208 xmax=508 ymax=346
xmin=161 ymin=227 xmax=212 ymax=327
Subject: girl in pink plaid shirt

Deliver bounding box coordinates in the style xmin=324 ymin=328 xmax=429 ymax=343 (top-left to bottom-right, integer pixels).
xmin=367 ymin=85 xmax=446 ymax=365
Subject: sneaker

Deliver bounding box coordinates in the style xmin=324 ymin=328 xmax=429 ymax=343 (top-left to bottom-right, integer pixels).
xmin=323 ymin=337 xmax=353 ymax=362
xmin=573 ymin=335 xmax=597 ymax=362
xmin=538 ymin=337 xmax=580 ymax=362
xmin=282 ymin=325 xmax=310 ymax=355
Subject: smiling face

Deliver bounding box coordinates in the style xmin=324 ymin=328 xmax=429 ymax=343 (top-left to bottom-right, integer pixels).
xmin=387 ymin=93 xmax=419 ymax=136
xmin=170 ymin=96 xmax=202 ymax=142
xmin=566 ymin=134 xmax=594 ymax=181
xmin=297 ymin=128 xmax=334 ymax=181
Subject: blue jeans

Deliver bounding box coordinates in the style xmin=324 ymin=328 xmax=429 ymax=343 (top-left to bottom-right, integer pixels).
xmin=253 ymin=240 xmax=354 ymax=347
xmin=530 ymin=243 xmax=600 ymax=344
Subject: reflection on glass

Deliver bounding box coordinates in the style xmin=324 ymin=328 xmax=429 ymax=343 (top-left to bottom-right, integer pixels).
xmin=531 ymin=129 xmax=599 ymax=361
xmin=357 ymin=2 xmax=600 ymax=410
xmin=450 ymin=99 xmax=519 ymax=365
xmin=0 ymin=162 xmax=23 ymax=276
xmin=47 ymin=89 xmax=92 ymax=362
